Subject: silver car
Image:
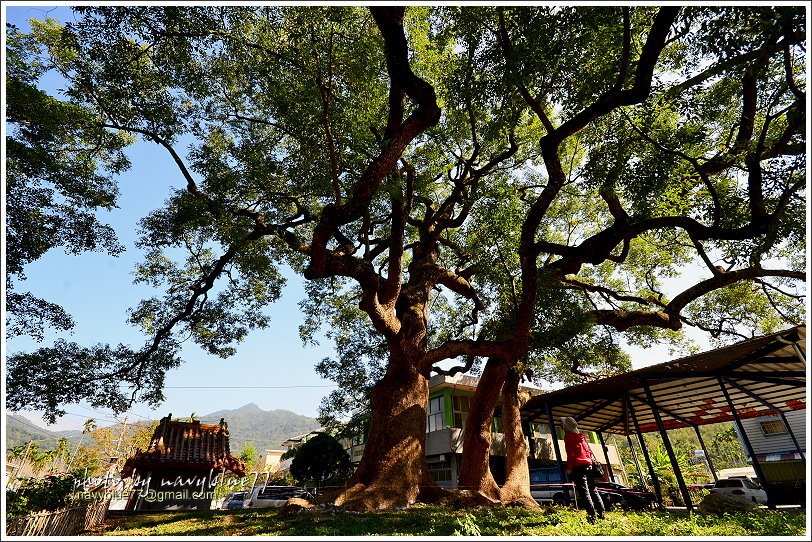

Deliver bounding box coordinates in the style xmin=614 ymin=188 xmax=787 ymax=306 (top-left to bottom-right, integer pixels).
xmin=709 ymin=477 xmax=768 ymax=504
xmin=529 ymin=467 xmax=574 ymax=504
xmin=243 ymin=485 xmax=313 ymax=508
xmin=221 ymin=491 xmax=247 ymax=509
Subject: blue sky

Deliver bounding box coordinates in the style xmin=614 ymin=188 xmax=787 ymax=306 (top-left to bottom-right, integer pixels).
xmin=3 ymin=3 xmax=715 ymax=434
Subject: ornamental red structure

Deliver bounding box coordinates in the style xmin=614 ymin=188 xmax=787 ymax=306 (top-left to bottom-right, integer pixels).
xmin=123 ymin=414 xmax=246 ymax=510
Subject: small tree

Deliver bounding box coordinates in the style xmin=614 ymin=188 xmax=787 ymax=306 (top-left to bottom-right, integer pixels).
xmin=708 ymin=426 xmax=749 ymax=471
xmin=6 ymin=474 xmax=77 ymax=517
xmin=239 ymin=443 xmax=258 ymax=466
xmin=290 ymin=433 xmax=352 ymax=489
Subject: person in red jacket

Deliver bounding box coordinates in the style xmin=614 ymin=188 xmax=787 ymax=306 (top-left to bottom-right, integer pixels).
xmin=562 ymin=416 xmax=605 ymax=523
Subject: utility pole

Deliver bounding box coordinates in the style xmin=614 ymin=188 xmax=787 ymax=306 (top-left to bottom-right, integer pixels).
xmin=110 ymin=415 xmax=130 ymax=476
xmin=10 ymin=441 xmax=33 ymax=484
xmin=67 ymin=434 xmax=84 ymax=472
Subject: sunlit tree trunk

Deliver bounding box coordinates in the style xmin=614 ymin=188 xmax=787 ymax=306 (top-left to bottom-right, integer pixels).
xmin=499 ymin=367 xmax=538 ymax=507
xmin=334 ymin=352 xmax=435 ymax=509
xmin=457 ymin=357 xmax=510 ymax=501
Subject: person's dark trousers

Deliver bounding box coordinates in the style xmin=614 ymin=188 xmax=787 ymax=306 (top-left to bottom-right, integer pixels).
xmin=571 ymin=465 xmax=605 ymax=522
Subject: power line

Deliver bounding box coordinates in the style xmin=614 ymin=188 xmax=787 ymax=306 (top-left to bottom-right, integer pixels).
xmin=72 ymin=403 xmax=154 ymax=421
xmin=61 ymin=411 xmax=117 ymax=424
xmin=71 ymin=404 xmax=121 ymax=420
xmin=163 ymin=385 xmax=338 ymax=389
xmin=7 ymin=416 xmax=84 ymax=443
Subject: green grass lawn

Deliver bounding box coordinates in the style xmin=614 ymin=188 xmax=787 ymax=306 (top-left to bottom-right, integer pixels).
xmin=97 ymin=505 xmax=806 ymax=537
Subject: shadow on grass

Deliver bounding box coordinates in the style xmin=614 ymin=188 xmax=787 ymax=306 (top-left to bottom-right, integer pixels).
xmin=100 ymin=504 xmax=807 ymax=537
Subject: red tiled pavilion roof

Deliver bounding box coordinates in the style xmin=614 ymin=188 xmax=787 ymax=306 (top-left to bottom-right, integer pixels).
xmin=122 ymin=414 xmax=246 ymax=477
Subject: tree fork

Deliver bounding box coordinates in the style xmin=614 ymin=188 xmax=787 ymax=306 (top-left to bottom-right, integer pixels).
xmin=457 ymin=357 xmax=510 ymax=500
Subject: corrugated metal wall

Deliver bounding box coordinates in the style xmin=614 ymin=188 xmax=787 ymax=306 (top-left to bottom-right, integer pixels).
xmin=737 ymin=410 xmax=806 ymax=456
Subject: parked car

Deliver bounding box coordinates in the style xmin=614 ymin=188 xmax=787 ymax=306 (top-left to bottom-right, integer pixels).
xmin=244 ymin=485 xmax=313 ymax=508
xmin=530 ymin=467 xmax=657 ymax=510
xmin=595 ymin=481 xmax=657 ymax=511
xmin=728 ymin=475 xmax=761 ymax=486
xmin=221 ymin=491 xmax=248 ymax=510
xmin=529 ymin=467 xmax=573 ymax=504
xmin=709 ymin=477 xmax=768 ymax=504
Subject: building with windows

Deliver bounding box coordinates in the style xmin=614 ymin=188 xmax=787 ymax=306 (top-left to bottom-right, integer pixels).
xmin=734 ymin=409 xmax=805 ymax=503
xmin=259 ymin=449 xmax=287 ymax=473
xmin=281 ymin=430 xmax=324 ymax=452
xmin=336 ymin=374 xmax=627 ymax=488
xmin=423 ymin=374 xmax=627 ymax=487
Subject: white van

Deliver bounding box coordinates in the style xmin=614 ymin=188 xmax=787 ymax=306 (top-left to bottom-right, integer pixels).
xmin=243 ymin=485 xmax=313 ymax=508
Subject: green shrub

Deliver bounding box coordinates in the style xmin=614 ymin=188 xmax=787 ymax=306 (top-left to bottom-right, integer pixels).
xmin=697 ymin=493 xmax=757 ymax=515
xmin=290 ymin=433 xmax=352 ymax=488
xmin=6 ymin=475 xmax=78 ymax=517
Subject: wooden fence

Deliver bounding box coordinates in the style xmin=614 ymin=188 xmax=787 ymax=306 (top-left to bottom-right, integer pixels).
xmin=6 ymin=499 xmax=109 ymax=536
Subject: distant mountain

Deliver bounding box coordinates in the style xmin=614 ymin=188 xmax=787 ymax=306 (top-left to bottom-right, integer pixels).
xmin=199 ymin=403 xmax=321 ymax=453
xmin=6 ymin=404 xmax=320 ymax=455
xmin=5 ymin=414 xmax=82 ymax=450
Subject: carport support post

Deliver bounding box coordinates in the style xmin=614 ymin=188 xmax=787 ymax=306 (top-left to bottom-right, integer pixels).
xmin=717 ymin=377 xmax=775 ymax=508
xmin=627 ymin=395 xmax=664 ymax=506
xmin=545 ymin=401 xmax=571 ymax=504
xmin=693 ymin=426 xmax=718 ymax=482
xmin=778 ymin=411 xmax=805 ymax=462
xmin=626 ymin=433 xmax=647 ymax=488
xmin=597 ymin=431 xmax=615 ymax=482
xmin=642 ymin=382 xmax=694 ymax=511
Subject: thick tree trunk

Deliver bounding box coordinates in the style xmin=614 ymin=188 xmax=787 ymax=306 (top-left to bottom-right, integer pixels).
xmin=499 ymin=368 xmax=539 ymax=508
xmin=333 ymin=358 xmax=433 ymax=509
xmin=457 ymin=357 xmax=510 ymax=501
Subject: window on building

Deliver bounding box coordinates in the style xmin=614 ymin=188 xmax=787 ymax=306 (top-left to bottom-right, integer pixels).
xmin=428 ymin=460 xmax=452 ymax=482
xmin=452 ymin=395 xmax=470 ymax=428
xmin=492 ymin=415 xmax=503 ymax=433
xmin=760 ymin=420 xmax=787 ymax=436
xmin=528 ymin=423 xmax=545 ymax=438
xmin=349 ymin=419 xmax=368 ymax=446
xmin=350 ymin=429 xmax=363 ymax=447
xmin=427 ymin=396 xmax=445 ymax=433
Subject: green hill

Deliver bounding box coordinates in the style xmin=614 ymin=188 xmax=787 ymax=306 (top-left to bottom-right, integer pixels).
xmin=198 ymin=403 xmax=321 ymax=453
xmin=5 ymin=414 xmax=83 ymax=450
xmin=6 ymin=404 xmax=320 ymax=456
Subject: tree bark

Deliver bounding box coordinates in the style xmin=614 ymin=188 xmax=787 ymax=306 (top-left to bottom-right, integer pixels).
xmin=333 ymin=356 xmax=433 ymax=509
xmin=457 ymin=357 xmax=510 ymax=501
xmin=499 ymin=367 xmax=538 ymax=508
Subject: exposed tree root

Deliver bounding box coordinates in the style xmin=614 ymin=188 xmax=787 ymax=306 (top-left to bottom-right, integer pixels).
xmin=318 ymin=486 xmax=537 ymax=511
xmin=333 ymin=482 xmax=413 ymax=511
xmin=499 ymin=491 xmax=540 ymax=509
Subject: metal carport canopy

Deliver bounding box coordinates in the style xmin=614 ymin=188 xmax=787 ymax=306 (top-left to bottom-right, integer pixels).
xmin=522 ymin=326 xmax=806 ymax=436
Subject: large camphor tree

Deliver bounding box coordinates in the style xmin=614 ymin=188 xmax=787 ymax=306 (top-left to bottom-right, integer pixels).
xmin=6 ymin=6 xmax=805 ymax=509
xmin=438 ymin=4 xmax=806 ymax=504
